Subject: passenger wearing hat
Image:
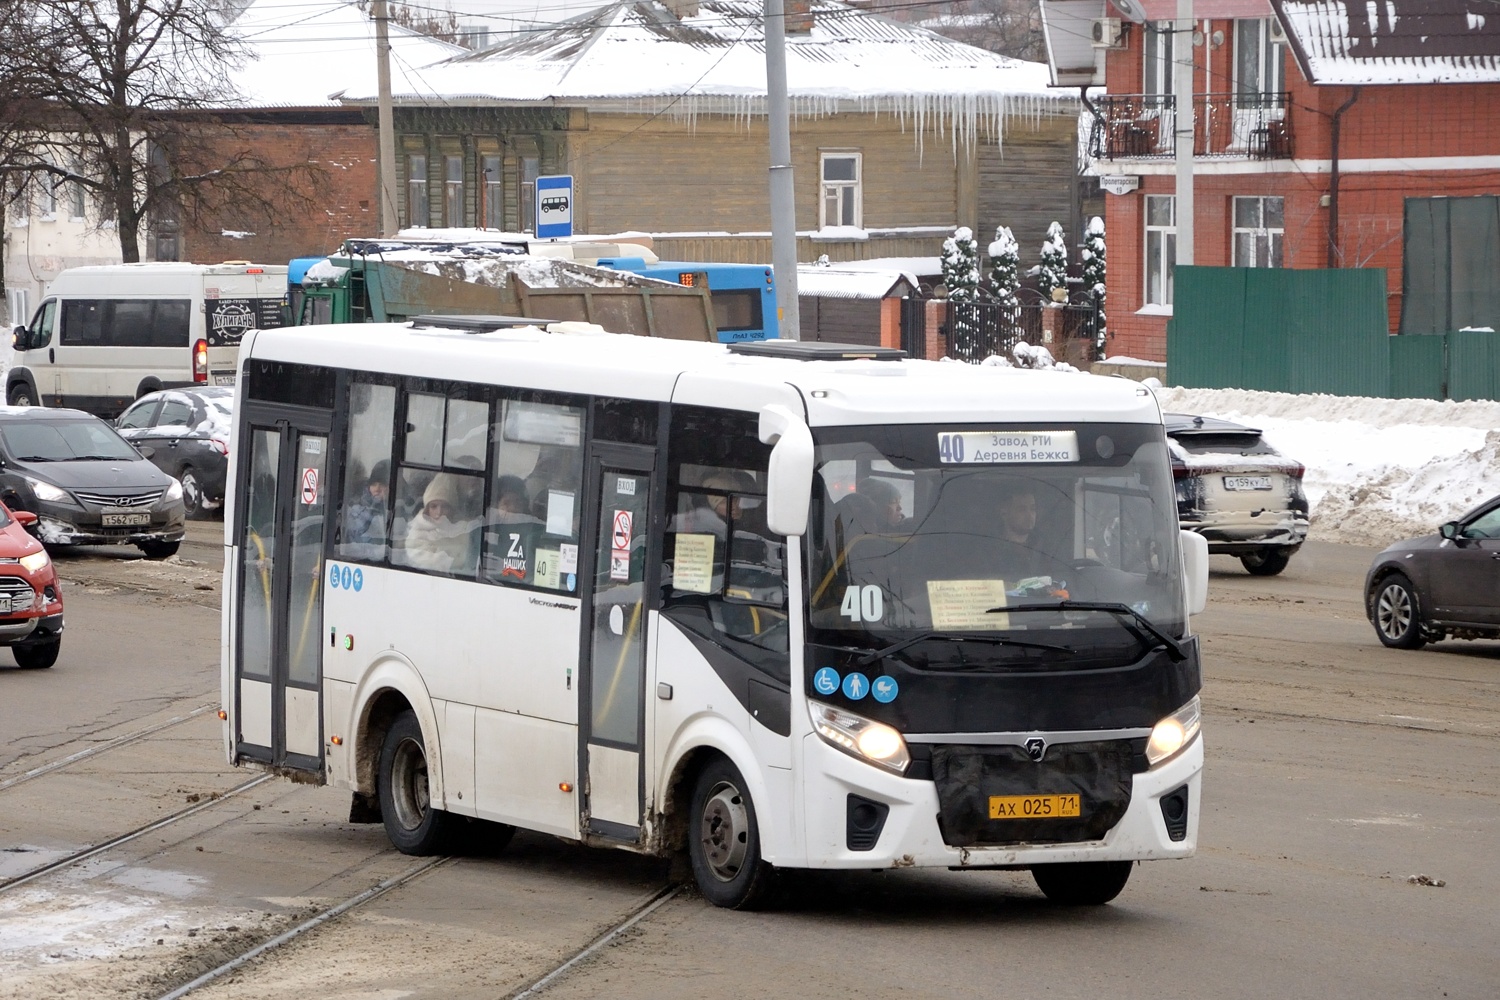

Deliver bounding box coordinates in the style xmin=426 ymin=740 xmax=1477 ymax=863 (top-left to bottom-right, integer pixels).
xmin=401 ymin=472 xmax=475 ymax=572
xmin=343 ymin=460 xmax=390 ymax=549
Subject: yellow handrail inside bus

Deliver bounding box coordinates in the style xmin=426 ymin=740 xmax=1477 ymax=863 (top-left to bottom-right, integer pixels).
xmin=594 ymin=599 xmax=643 ymax=732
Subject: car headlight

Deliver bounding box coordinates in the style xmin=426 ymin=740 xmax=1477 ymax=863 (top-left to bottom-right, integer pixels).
xmin=19 ymin=551 xmax=50 ymax=573
xmin=165 ymin=477 xmax=184 ymax=502
xmin=808 ymin=699 xmax=910 ymax=775
xmin=1145 ymin=696 xmax=1202 ymax=766
xmin=23 ymin=477 xmax=70 ymax=503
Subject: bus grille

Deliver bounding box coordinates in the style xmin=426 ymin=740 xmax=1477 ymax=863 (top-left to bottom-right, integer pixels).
xmin=73 ymin=490 xmax=164 ymax=508
xmin=0 ymin=576 xmax=37 ymax=614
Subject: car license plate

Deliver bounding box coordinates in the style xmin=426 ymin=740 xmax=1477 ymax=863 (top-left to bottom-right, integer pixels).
xmin=1222 ymin=475 xmax=1272 ymax=491
xmin=989 ymin=794 xmax=1081 ymax=819
xmin=0 ymin=597 xmax=11 ymax=614
xmin=212 ymin=371 xmax=237 ymax=386
xmin=102 ymin=512 xmax=151 ymax=527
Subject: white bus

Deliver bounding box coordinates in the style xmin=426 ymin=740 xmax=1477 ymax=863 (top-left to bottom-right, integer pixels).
xmin=221 ymin=318 xmax=1209 ymax=908
xmin=9 ymin=262 xmax=288 ymax=416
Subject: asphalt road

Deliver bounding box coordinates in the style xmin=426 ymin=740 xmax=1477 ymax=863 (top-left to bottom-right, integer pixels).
xmin=0 ymin=538 xmax=1495 ymax=999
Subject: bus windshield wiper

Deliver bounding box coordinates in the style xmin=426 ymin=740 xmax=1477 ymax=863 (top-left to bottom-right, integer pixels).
xmin=855 ymin=630 xmax=1073 ymax=667
xmin=987 ymin=601 xmax=1188 ymax=662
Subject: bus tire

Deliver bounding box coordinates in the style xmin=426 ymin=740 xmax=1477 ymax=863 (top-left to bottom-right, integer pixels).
xmin=378 ymin=710 xmax=456 ymax=855
xmin=688 ymin=758 xmax=774 ymax=910
xmin=1031 ymin=861 xmax=1133 ymax=905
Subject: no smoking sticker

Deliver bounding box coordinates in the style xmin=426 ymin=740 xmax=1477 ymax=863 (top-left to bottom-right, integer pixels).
xmin=611 ymin=509 xmax=633 ymax=550
xmin=300 ymin=467 xmax=319 ymax=505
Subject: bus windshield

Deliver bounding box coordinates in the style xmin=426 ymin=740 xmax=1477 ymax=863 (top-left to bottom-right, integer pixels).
xmin=807 ymin=422 xmax=1185 ymax=655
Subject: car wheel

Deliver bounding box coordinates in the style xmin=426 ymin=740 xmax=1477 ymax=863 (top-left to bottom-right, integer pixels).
xmin=688 ymin=758 xmax=774 ymax=910
xmin=179 ymin=467 xmax=207 ymax=520
xmin=137 ymin=540 xmax=180 ymax=560
xmin=1031 ymin=861 xmax=1133 ymax=905
xmin=378 ymin=710 xmax=457 ymax=855
xmin=1240 ymin=547 xmax=1292 ymax=576
xmin=7 ymin=383 xmax=32 ymax=407
xmin=12 ymin=638 xmax=60 ymax=669
xmin=1373 ymin=573 xmax=1427 ymax=649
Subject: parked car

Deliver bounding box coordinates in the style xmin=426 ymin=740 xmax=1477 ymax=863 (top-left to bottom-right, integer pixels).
xmin=0 ymin=500 xmax=64 ymax=668
xmin=0 ymin=407 xmax=186 ymax=559
xmin=115 ymin=387 xmax=232 ymax=518
xmin=1365 ymin=495 xmax=1500 ymax=649
xmin=1165 ymin=413 xmax=1309 ymax=576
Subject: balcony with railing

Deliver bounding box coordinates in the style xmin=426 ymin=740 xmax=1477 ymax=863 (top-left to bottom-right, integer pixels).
xmin=1088 ymin=93 xmax=1294 ymax=162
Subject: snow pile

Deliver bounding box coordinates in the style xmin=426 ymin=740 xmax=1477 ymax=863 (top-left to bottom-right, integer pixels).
xmin=981 ymin=342 xmax=1078 ymax=372
xmin=1155 ymin=387 xmax=1500 ymax=546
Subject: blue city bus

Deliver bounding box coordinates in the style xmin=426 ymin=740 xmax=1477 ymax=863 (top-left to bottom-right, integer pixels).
xmin=595 ymin=258 xmax=777 ymax=342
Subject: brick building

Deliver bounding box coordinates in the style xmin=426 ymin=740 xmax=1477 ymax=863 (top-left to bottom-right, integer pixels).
xmin=1041 ymin=0 xmax=1500 ymax=362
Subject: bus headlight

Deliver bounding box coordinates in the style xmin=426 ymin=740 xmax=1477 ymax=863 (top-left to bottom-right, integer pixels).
xmin=808 ymin=700 xmax=910 ymax=775
xmin=1146 ymin=696 xmax=1201 ymax=766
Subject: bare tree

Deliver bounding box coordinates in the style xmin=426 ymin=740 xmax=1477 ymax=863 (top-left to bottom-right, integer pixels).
xmin=915 ymin=0 xmax=1045 ymax=63
xmin=2 ymin=0 xmax=320 ymax=263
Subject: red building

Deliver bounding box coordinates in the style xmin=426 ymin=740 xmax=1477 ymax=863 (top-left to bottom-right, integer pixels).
xmin=1041 ymin=0 xmax=1500 ymax=362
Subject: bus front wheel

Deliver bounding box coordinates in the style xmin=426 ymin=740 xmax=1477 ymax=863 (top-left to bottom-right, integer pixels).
xmin=688 ymin=758 xmax=774 ymax=909
xmin=1031 ymin=861 xmax=1133 ymax=905
xmin=378 ymin=710 xmax=456 ymax=855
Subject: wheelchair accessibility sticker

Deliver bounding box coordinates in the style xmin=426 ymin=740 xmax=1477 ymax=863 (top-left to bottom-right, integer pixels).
xmin=328 ymin=563 xmax=364 ymax=592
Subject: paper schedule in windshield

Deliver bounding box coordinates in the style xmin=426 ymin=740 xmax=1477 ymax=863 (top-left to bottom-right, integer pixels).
xmin=928 ymin=579 xmax=1010 ymax=629
xmin=672 ymin=533 xmax=716 ymax=594
xmin=938 ymin=430 xmax=1078 ymax=464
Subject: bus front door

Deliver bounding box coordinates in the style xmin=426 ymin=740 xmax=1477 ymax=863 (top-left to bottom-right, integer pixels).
xmin=578 ymin=447 xmax=657 ymax=840
xmin=233 ymin=409 xmax=331 ymax=774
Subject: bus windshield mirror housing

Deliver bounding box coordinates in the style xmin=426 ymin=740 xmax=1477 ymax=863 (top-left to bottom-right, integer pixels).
xmin=758 ymin=404 xmax=813 ymax=537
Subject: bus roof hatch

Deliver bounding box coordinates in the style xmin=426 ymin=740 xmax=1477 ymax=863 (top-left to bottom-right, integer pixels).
xmin=726 ymin=340 xmax=906 ymax=362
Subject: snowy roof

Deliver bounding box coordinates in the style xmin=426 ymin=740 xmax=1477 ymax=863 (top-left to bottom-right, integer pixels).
xmin=226 ymin=0 xmax=466 ymax=109
xmin=339 ymin=0 xmax=1071 ymax=145
xmin=797 ymin=264 xmax=918 ymax=299
xmin=1271 ymin=0 xmax=1500 ymax=84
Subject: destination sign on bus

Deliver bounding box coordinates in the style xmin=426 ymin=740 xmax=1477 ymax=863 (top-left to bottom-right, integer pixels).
xmin=937 ymin=430 xmax=1079 ymax=464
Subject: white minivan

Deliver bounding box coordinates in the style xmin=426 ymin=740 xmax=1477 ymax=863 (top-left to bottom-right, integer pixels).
xmin=8 ymin=262 xmax=289 ymax=417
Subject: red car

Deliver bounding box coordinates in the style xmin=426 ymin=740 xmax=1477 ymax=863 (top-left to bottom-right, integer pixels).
xmin=0 ymin=502 xmax=64 ymax=668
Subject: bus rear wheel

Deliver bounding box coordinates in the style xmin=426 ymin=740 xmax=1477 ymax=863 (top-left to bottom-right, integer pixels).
xmin=378 ymin=710 xmax=457 ymax=855
xmin=688 ymin=758 xmax=773 ymax=909
xmin=1031 ymin=861 xmax=1133 ymax=905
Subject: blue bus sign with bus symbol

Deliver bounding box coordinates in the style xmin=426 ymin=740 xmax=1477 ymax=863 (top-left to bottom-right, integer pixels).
xmin=536 ymin=175 xmax=573 ymax=239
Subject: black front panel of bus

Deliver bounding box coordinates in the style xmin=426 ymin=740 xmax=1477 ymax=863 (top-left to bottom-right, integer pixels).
xmin=803 ymin=638 xmax=1201 ymax=736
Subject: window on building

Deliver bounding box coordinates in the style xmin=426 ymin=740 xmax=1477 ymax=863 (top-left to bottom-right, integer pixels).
xmin=1235 ymin=18 xmax=1285 ymax=99
xmin=1145 ymin=194 xmax=1176 ymax=306
xmin=482 ymin=154 xmax=502 ymax=229
xmin=820 ymin=152 xmax=862 ymax=229
xmin=7 ymin=178 xmax=28 ymax=224
xmin=38 ymin=163 xmax=57 ymax=219
xmin=520 ymin=156 xmax=539 ymax=233
xmin=444 ymin=154 xmax=464 ymax=227
xmin=1142 ymin=22 xmax=1174 ymax=96
xmin=406 ymin=153 xmax=428 ymax=227
xmin=1232 ymin=196 xmax=1284 ymax=267
xmin=69 ymin=159 xmax=87 ymax=220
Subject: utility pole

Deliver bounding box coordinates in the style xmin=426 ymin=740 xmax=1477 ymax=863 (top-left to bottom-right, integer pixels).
xmin=1173 ymin=0 xmax=1194 ymax=268
xmin=764 ymin=0 xmax=800 ymax=339
xmin=374 ymin=0 xmax=400 ymax=237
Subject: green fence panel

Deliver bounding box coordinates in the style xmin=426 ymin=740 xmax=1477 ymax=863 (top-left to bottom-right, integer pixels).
xmin=1448 ymin=328 xmax=1500 ymax=402
xmin=1169 ymin=266 xmax=1389 ymax=396
xmin=1388 ymin=334 xmax=1446 ymax=400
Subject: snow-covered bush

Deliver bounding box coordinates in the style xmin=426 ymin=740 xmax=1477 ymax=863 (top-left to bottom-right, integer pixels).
xmin=981 ymin=341 xmax=1079 ymax=372
xmin=987 ymin=225 xmax=1022 ymax=341
xmin=1081 ymin=215 xmax=1107 ymax=353
xmin=942 ymin=226 xmax=982 ymax=360
xmin=1038 ymin=221 xmax=1068 ymax=302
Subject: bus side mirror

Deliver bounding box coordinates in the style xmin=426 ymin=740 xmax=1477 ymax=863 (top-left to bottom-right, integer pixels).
xmin=759 ymin=404 xmax=813 ymax=538
xmin=1180 ymin=530 xmax=1208 ymax=615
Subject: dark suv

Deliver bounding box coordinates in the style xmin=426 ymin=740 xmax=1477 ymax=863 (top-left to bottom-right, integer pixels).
xmin=0 ymin=407 xmax=186 ymax=559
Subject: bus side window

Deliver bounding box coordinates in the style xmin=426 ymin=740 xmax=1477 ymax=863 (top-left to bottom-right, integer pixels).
xmin=335 ymin=380 xmax=397 ymax=563
xmin=482 ymin=397 xmax=584 ymax=591
xmin=388 ymin=386 xmax=489 ymax=579
xmin=27 ymin=300 xmax=57 ymax=350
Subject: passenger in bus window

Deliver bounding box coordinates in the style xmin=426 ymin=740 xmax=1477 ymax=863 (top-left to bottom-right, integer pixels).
xmin=854 ymin=477 xmax=906 ymax=531
xmin=994 ymin=479 xmax=1055 ymax=585
xmin=524 ymin=446 xmax=580 ymax=528
xmin=488 ymin=475 xmax=538 ymax=525
xmin=401 ymin=473 xmax=478 ymax=574
xmin=342 ymin=460 xmax=390 ymax=551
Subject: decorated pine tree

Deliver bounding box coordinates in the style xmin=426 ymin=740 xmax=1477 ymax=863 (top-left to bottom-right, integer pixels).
xmin=1081 ymin=215 xmax=1107 ymax=354
xmin=942 ymin=226 xmax=982 ymax=359
xmin=1038 ymin=220 xmax=1069 ymax=302
xmin=987 ymin=225 xmax=1022 ymax=341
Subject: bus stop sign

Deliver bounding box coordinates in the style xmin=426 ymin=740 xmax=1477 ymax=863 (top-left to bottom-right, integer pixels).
xmin=536 ymin=175 xmax=574 ymax=239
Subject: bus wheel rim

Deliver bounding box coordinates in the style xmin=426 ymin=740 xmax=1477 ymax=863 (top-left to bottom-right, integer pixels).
xmin=392 ymin=738 xmax=430 ymax=831
xmin=700 ymin=781 xmax=749 ymax=882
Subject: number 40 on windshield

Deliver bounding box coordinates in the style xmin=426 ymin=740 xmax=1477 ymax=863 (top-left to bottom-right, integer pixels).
xmin=841 ymin=585 xmax=883 ymax=622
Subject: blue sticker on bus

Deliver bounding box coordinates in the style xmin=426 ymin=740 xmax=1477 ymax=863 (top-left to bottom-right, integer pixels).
xmin=567 ymin=574 xmax=576 ymax=592
xmin=341 ymin=565 xmax=353 ymax=590
xmin=812 ymin=667 xmax=841 ymax=696
xmin=352 ymin=568 xmax=363 ymax=592
xmin=871 ymin=676 xmax=899 ymax=703
xmin=329 ymin=564 xmax=340 ymax=589
xmin=841 ymin=672 xmax=870 ymax=700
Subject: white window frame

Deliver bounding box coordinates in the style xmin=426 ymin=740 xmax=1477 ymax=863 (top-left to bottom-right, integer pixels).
xmin=481 ymin=154 xmax=502 ymax=230
xmin=38 ymin=163 xmax=57 ymax=220
xmin=1231 ymin=195 xmax=1284 ymax=268
xmin=1142 ymin=22 xmax=1174 ymax=96
xmin=69 ymin=158 xmax=87 ymax=221
xmin=443 ymin=154 xmax=464 ymax=228
xmin=406 ymin=153 xmax=428 ymax=228
xmin=819 ymin=151 xmax=862 ymax=230
xmin=1145 ymin=194 xmax=1176 ymax=306
xmin=1234 ymin=19 xmax=1285 ymax=98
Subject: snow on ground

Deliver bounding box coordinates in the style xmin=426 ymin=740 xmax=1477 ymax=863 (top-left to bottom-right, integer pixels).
xmin=1154 ymin=387 xmax=1500 ymax=546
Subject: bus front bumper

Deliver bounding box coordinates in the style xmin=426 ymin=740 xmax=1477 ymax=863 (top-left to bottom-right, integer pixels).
xmin=796 ymin=733 xmax=1202 ymax=869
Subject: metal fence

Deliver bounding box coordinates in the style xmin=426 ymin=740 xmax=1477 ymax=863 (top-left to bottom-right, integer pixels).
xmin=1088 ymin=92 xmax=1293 ymax=162
xmin=941 ymin=293 xmax=1101 ymax=365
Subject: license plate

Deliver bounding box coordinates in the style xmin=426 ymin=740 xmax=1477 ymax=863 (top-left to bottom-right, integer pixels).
xmin=102 ymin=512 xmax=151 ymax=527
xmin=1222 ymin=475 xmax=1272 ymax=491
xmin=989 ymin=794 xmax=1081 ymax=819
xmin=0 ymin=597 xmax=11 ymax=614
xmin=212 ymin=372 xmax=237 ymax=386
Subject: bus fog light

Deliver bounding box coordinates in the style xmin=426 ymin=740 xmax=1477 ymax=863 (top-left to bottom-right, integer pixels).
xmin=1146 ymin=696 xmax=1201 ymax=766
xmin=809 ymin=700 xmax=910 ymax=775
